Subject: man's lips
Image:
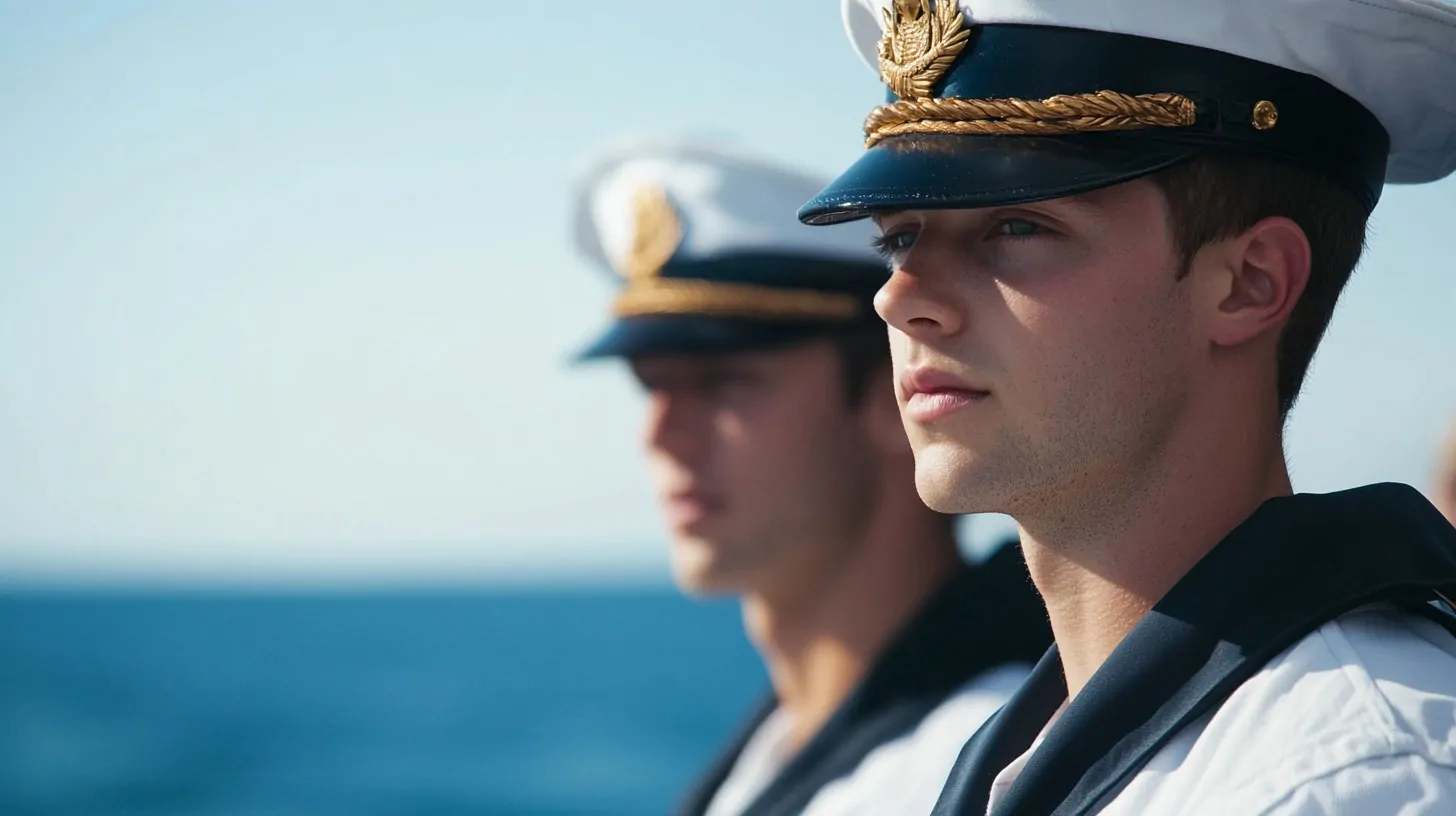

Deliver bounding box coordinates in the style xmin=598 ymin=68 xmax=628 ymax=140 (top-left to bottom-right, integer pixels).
xmin=662 ymin=489 xmax=723 ymax=529
xmin=900 ymin=368 xmax=991 ymax=422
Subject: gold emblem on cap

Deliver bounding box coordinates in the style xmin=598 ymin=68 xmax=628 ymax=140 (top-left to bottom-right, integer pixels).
xmin=863 ymin=0 xmax=1200 ymax=147
xmin=1252 ymin=100 xmax=1279 ymax=131
xmin=878 ymin=0 xmax=972 ymax=100
xmin=609 ymin=185 xmax=858 ymax=322
xmin=621 ymin=185 xmax=683 ymax=281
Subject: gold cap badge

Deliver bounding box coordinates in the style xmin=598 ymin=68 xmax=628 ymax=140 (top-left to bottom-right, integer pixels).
xmin=878 ymin=0 xmax=972 ymax=100
xmin=620 ymin=185 xmax=683 ymax=281
xmin=607 ymin=184 xmax=859 ymax=322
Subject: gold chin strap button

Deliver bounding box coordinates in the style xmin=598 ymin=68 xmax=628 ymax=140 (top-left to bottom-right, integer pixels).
xmin=1252 ymin=100 xmax=1279 ymax=131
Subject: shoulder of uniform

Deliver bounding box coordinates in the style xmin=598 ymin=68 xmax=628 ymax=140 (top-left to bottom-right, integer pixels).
xmin=1120 ymin=607 xmax=1456 ymax=812
xmin=1188 ymin=607 xmax=1456 ymax=805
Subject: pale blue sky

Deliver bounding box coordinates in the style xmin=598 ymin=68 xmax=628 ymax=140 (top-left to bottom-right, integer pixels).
xmin=1 ymin=1 xmax=1453 ymax=584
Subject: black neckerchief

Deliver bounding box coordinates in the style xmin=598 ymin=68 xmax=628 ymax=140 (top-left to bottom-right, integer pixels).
xmin=679 ymin=542 xmax=1053 ymax=816
xmin=932 ymin=483 xmax=1456 ymax=816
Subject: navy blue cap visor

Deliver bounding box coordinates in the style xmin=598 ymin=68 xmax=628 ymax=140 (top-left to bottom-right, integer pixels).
xmin=574 ymin=314 xmax=857 ymax=361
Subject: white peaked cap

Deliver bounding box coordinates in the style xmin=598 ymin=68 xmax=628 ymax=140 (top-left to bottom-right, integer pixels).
xmin=573 ymin=139 xmax=882 ymax=277
xmin=840 ymin=0 xmax=1456 ymax=184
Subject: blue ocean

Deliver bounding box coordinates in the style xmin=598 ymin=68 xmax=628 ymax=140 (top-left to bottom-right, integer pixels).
xmin=0 ymin=588 xmax=766 ymax=816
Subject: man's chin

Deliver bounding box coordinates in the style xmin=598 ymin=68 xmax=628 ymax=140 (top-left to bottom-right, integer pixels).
xmin=671 ymin=575 xmax=740 ymax=598
xmin=912 ymin=440 xmax=1000 ymax=514
xmin=668 ymin=541 xmax=750 ymax=597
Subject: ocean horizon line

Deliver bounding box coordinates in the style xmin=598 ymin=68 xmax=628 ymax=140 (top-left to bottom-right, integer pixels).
xmin=0 ymin=564 xmax=685 ymax=595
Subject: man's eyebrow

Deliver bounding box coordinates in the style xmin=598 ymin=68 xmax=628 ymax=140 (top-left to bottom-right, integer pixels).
xmin=1041 ymin=185 xmax=1131 ymax=219
xmin=869 ymin=191 xmax=1115 ymax=228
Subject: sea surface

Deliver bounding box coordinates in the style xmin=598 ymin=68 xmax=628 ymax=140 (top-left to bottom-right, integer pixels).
xmin=0 ymin=588 xmax=766 ymax=816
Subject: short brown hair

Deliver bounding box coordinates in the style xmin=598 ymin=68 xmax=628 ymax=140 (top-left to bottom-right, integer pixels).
xmin=1150 ymin=155 xmax=1370 ymax=418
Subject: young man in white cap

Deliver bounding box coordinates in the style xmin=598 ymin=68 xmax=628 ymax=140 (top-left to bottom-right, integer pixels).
xmin=797 ymin=1 xmax=1456 ymax=813
xmin=573 ymin=139 xmax=1051 ymax=816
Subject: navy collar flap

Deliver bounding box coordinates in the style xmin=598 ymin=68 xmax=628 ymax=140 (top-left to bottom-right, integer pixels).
xmin=934 ymin=483 xmax=1456 ymax=816
xmin=682 ymin=543 xmax=1052 ymax=816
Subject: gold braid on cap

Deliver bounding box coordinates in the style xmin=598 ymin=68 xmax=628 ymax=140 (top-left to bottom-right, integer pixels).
xmin=611 ymin=280 xmax=859 ymax=321
xmin=868 ymin=0 xmax=1197 ymax=147
xmin=865 ymin=91 xmax=1197 ymax=147
xmin=610 ymin=185 xmax=859 ymax=322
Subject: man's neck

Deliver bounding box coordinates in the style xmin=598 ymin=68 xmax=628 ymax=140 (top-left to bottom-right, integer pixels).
xmin=741 ymin=511 xmax=960 ymax=751
xmin=1018 ymin=397 xmax=1292 ymax=700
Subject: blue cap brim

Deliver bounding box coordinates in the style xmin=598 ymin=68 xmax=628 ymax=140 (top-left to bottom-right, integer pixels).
xmin=574 ymin=315 xmax=851 ymax=361
xmin=798 ymin=133 xmax=1199 ymax=225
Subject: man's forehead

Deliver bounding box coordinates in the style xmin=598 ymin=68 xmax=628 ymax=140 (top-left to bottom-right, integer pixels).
xmin=629 ymin=343 xmax=827 ymax=374
xmin=871 ymin=182 xmax=1139 ymax=224
xmin=629 ymin=351 xmax=757 ymax=377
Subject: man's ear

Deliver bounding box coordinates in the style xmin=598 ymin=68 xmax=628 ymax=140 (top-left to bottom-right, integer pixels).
xmin=1204 ymin=216 xmax=1311 ymax=349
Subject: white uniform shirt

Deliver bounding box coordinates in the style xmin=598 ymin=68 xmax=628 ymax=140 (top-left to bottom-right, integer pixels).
xmin=704 ymin=708 xmax=796 ymax=816
xmin=986 ymin=605 xmax=1456 ymax=815
xmin=706 ymin=663 xmax=1030 ymax=816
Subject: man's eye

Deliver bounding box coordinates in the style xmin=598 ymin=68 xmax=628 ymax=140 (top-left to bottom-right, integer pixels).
xmin=701 ymin=369 xmax=751 ymax=391
xmin=872 ymin=230 xmax=917 ymax=256
xmin=995 ymin=218 xmax=1042 ymax=237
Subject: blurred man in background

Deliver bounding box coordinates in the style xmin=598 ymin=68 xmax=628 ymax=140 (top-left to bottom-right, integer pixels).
xmin=572 ymin=140 xmax=1051 ymax=816
xmin=1438 ymin=421 xmax=1456 ymax=525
